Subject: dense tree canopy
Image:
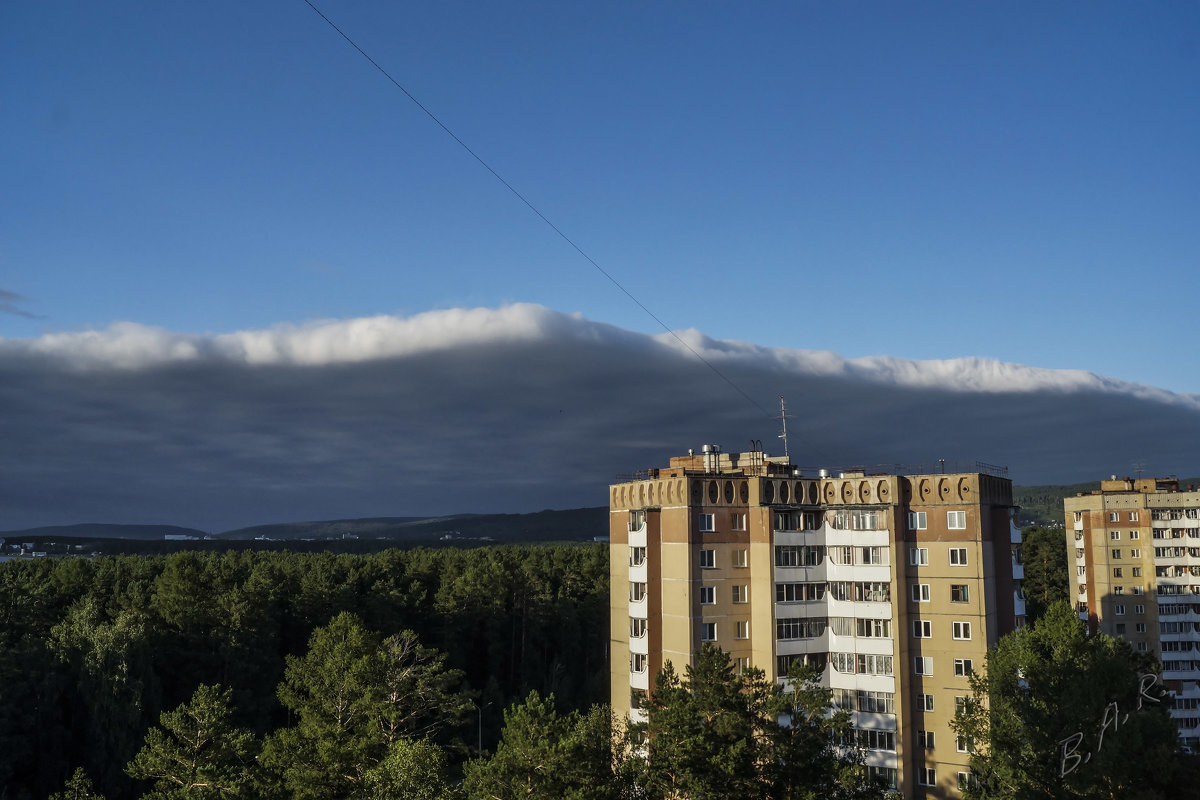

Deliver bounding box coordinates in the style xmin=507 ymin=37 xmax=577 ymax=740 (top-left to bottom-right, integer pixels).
xmin=638 ymin=645 xmax=894 ymax=800
xmin=954 ymin=601 xmax=1181 ymax=799
xmin=0 ymin=545 xmax=608 ymax=800
xmin=1020 ymin=527 xmax=1069 ymax=623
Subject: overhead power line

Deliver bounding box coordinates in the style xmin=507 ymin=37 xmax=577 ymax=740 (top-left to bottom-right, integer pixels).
xmin=301 ymin=0 xmax=777 ymax=423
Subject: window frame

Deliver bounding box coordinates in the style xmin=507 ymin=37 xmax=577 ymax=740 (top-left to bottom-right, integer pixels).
xmin=909 ymin=547 xmax=929 ymax=566
xmin=699 ymin=548 xmax=716 ymax=568
xmin=952 ymin=621 xmax=972 ymax=640
xmin=947 ymin=510 xmax=967 ymax=529
xmin=911 ymin=583 xmax=931 ymax=602
xmin=949 ymin=547 xmax=968 ymax=566
xmin=954 ymin=658 xmax=974 ymax=677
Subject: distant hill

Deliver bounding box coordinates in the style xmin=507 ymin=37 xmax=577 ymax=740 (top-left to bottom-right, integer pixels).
xmin=218 ymin=508 xmax=609 ymax=543
xmin=0 ymin=523 xmax=208 ymax=540
xmin=1014 ymin=477 xmax=1200 ymax=526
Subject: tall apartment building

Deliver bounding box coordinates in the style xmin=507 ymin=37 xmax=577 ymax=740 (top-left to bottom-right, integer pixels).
xmin=610 ymin=444 xmax=1022 ymax=799
xmin=1064 ymin=477 xmax=1200 ymax=747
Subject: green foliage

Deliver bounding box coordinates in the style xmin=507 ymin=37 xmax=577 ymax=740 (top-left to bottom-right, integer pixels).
xmin=953 ymin=601 xmax=1180 ymax=800
xmin=1021 ymin=527 xmax=1070 ymax=623
xmin=0 ymin=544 xmax=609 ymax=799
xmin=463 ymin=692 xmax=623 ymax=800
xmin=361 ymin=738 xmax=462 ymax=800
xmin=638 ymin=645 xmax=890 ymax=800
xmin=126 ymin=684 xmax=259 ymax=799
xmin=260 ymin=612 xmax=471 ymax=800
xmin=47 ymin=768 xmax=106 ymax=800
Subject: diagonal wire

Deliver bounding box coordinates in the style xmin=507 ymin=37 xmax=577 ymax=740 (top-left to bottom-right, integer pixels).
xmin=302 ymin=0 xmax=775 ymax=422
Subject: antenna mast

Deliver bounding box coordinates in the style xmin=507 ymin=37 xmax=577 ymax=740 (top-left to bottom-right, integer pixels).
xmin=777 ymin=395 xmax=793 ymax=458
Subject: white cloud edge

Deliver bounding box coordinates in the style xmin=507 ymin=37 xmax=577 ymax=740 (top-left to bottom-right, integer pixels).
xmin=2 ymin=303 xmax=1197 ymax=410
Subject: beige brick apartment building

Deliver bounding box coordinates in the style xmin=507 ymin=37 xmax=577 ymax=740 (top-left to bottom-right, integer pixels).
xmin=610 ymin=445 xmax=1023 ymax=798
xmin=1065 ymin=477 xmax=1200 ymax=748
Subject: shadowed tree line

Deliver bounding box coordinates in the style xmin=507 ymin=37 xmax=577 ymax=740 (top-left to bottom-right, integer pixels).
xmin=0 ymin=546 xmax=608 ymax=799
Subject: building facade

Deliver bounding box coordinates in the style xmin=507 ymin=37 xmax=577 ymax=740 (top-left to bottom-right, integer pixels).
xmin=610 ymin=445 xmax=1022 ymax=799
xmin=1064 ymin=477 xmax=1200 ymax=746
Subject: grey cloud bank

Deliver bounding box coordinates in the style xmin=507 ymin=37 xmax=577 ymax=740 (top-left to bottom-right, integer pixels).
xmin=3 ymin=304 xmax=1197 ymax=531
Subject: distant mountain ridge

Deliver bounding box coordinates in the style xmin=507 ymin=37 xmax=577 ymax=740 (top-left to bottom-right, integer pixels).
xmin=2 ymin=508 xmax=609 ymax=544
xmin=0 ymin=523 xmax=208 ymax=540
xmin=10 ymin=479 xmax=1200 ymax=541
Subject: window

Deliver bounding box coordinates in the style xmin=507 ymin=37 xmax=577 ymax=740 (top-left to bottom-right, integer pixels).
xmin=775 ymin=545 xmax=824 ymax=567
xmin=858 ymin=546 xmax=888 ymax=565
xmin=629 ymin=546 xmax=646 ymax=566
xmin=735 ymin=656 xmax=750 ymax=673
xmin=917 ymin=730 xmax=935 ymax=749
xmin=856 ymin=729 xmax=896 ymax=752
xmin=909 ymin=511 xmax=927 ymax=530
xmin=954 ymin=658 xmax=974 ymax=676
xmin=918 ymin=693 xmax=934 ymax=712
xmin=699 ymin=586 xmax=715 ymax=604
xmin=1109 ymin=512 xmax=1120 ymax=522
xmin=1131 ymin=530 xmax=1140 ymax=539
xmin=1137 ymin=641 xmax=1148 ymax=652
xmin=1114 ymin=586 xmax=1124 ymax=595
xmin=912 ymin=584 xmax=931 ymax=602
xmin=1113 ymin=568 xmax=1123 ymax=578
xmin=855 ymin=690 xmax=895 ymax=713
xmin=958 ymin=771 xmax=978 ymax=791
xmin=630 ymin=618 xmax=647 ymax=637
xmin=1112 ymin=549 xmax=1122 ymax=559
xmin=1111 ymin=530 xmax=1122 ymax=540
xmin=949 ymin=548 xmax=968 ymax=566
xmin=951 ymin=584 xmax=969 ymax=603
xmin=953 ymin=621 xmax=972 ymax=640
xmin=1132 ymin=585 xmax=1144 ymax=594
xmin=1077 ymin=565 xmax=1087 ymax=576
xmin=1131 ymin=548 xmax=1142 ymax=558
xmin=828 ymin=545 xmax=853 ymax=565
xmin=913 ymin=620 xmax=932 ymax=638
xmin=955 ymin=696 xmax=968 ymax=714
xmin=628 ymin=510 xmax=646 ymax=530
xmin=857 ymin=618 xmax=891 ymax=638
xmin=699 ymin=549 xmax=715 ymax=568
xmin=700 ymin=622 xmax=716 ymax=641
xmin=1114 ymin=604 xmax=1125 ymax=615
xmin=630 ymin=582 xmax=647 ymax=602
xmin=777 ymin=617 xmax=828 ymax=640
xmin=699 ymin=513 xmax=715 ymax=532
xmin=1130 ymin=511 xmax=1140 ymax=522
xmin=775 ymin=512 xmax=798 ymax=531
xmin=736 ymin=620 xmax=749 ymax=639
xmin=915 ymin=656 xmax=933 ymax=676
xmin=1132 ymin=566 xmax=1142 ymax=576
xmin=909 ymin=547 xmax=929 ymax=566
xmin=776 ymin=582 xmax=825 ymax=602
xmin=732 ymin=548 xmax=748 ymax=568
xmin=1136 ymin=604 xmax=1145 ymax=614
xmin=1136 ymin=622 xmax=1147 ymax=633
xmin=732 ymin=585 xmax=748 ymax=603
xmin=731 ymin=514 xmax=746 ymax=532
xmin=631 ymin=653 xmax=647 ymax=673
xmin=917 ymin=767 xmax=936 ymax=786
xmin=957 ymin=735 xmax=970 ymax=753
xmin=947 ymin=510 xmax=966 ymax=529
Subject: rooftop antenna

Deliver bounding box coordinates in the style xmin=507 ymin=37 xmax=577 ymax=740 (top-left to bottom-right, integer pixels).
xmin=776 ymin=396 xmax=793 ymax=459
xmin=1133 ymin=460 xmax=1146 ymax=478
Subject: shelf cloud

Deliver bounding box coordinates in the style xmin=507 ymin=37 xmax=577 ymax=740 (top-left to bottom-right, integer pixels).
xmin=3 ymin=304 xmax=1197 ymax=531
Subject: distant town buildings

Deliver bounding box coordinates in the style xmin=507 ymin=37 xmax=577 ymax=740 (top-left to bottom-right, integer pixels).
xmin=610 ymin=444 xmax=1023 ymax=798
xmin=1064 ymin=477 xmax=1200 ymax=747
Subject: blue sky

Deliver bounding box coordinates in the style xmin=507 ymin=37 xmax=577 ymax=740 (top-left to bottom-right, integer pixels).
xmin=3 ymin=2 xmax=1200 ymax=527
xmin=3 ymin=2 xmax=1198 ymax=391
